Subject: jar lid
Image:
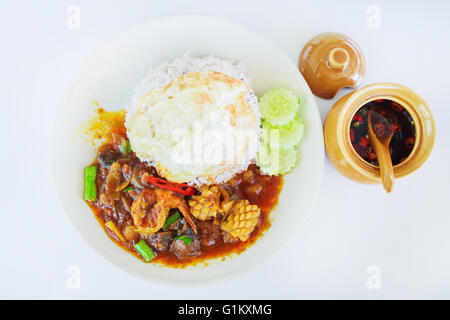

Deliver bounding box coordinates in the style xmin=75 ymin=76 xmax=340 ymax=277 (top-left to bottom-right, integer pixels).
xmin=299 ymin=33 xmax=366 ymax=99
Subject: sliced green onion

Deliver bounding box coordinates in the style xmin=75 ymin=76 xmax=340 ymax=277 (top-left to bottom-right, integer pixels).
xmin=134 ymin=240 xmax=155 ymax=262
xmin=174 ymin=235 xmax=192 ymax=246
xmin=126 ymin=140 xmax=132 ymax=154
xmin=119 ymin=139 xmax=132 ymax=156
xmin=123 ymin=186 xmax=135 ymax=192
xmin=84 ymin=166 xmax=97 ymax=201
xmin=163 ymin=211 xmax=181 ymax=231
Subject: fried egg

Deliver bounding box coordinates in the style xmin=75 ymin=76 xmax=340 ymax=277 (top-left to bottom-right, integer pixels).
xmin=126 ymin=70 xmax=260 ymax=185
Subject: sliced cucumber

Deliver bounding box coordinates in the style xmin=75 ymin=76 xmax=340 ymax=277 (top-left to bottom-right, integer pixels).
xmin=257 ymin=145 xmax=298 ymax=175
xmin=261 ymin=117 xmax=304 ymax=150
xmin=256 ymin=142 xmax=271 ymax=168
xmin=259 ymin=88 xmax=299 ymax=126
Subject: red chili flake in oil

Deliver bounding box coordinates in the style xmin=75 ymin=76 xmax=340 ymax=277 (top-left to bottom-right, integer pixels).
xmin=349 ymin=99 xmax=416 ymax=166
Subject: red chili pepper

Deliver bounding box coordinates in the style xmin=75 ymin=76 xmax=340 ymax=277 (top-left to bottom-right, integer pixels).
xmin=388 ymin=123 xmax=400 ymax=133
xmin=146 ymin=177 xmax=196 ymax=196
xmin=368 ymin=151 xmax=377 ymax=161
xmin=356 ymin=114 xmax=363 ymax=122
xmin=373 ymin=123 xmax=385 ymax=138
xmin=359 ymin=136 xmax=369 ymax=148
xmin=392 ymin=102 xmax=404 ymax=112
xmin=352 ymin=114 xmax=363 ymax=123
xmin=405 ymin=136 xmax=415 ymax=149
xmin=350 ymin=129 xmax=355 ymax=142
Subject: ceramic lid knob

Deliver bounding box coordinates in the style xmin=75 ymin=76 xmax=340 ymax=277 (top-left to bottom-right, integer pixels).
xmin=328 ymin=47 xmax=350 ymax=70
xmin=299 ymin=33 xmax=366 ymax=99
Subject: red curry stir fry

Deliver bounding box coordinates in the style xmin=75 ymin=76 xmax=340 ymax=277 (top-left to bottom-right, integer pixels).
xmin=84 ymin=114 xmax=283 ymax=266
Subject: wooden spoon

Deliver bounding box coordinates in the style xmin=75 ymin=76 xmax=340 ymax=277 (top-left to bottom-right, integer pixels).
xmin=368 ymin=110 xmax=395 ymax=193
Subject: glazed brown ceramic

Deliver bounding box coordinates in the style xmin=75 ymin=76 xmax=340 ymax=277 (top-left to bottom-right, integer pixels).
xmin=299 ymin=33 xmax=366 ymax=99
xmin=324 ymin=83 xmax=435 ymax=184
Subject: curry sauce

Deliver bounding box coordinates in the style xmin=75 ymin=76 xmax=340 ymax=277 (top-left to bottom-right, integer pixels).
xmin=85 ymin=109 xmax=283 ymax=267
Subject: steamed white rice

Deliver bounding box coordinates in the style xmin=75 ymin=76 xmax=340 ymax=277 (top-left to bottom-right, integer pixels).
xmin=126 ymin=53 xmax=260 ymax=185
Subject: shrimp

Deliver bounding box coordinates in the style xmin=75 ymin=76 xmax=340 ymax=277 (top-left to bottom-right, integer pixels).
xmin=131 ymin=189 xmax=197 ymax=235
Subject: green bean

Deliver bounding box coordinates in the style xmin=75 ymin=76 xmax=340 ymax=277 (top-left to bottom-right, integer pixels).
xmin=163 ymin=211 xmax=181 ymax=231
xmin=134 ymin=240 xmax=156 ymax=262
xmin=84 ymin=166 xmax=97 ymax=201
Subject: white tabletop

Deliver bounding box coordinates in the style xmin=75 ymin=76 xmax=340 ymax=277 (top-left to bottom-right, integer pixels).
xmin=1 ymin=0 xmax=449 ymax=299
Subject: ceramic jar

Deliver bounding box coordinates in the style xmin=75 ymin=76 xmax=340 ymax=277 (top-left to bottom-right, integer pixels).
xmin=323 ymin=82 xmax=435 ymax=184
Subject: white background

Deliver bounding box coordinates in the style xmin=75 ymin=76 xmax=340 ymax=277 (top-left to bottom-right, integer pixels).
xmin=1 ymin=0 xmax=449 ymax=299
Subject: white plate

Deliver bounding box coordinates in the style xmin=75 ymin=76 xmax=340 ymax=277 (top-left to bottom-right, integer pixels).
xmin=52 ymin=15 xmax=324 ymax=285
